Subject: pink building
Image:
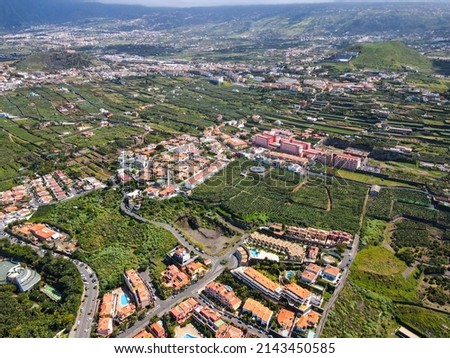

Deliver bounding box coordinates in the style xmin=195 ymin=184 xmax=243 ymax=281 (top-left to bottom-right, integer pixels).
xmin=279 ymin=138 xmax=311 ymax=155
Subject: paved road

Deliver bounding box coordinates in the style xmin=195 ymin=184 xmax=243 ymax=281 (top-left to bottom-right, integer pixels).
xmin=315 ymin=234 xmax=360 ymax=338
xmin=0 ymin=229 xmax=99 ymax=338
xmin=69 ymin=261 xmax=100 ymax=338
xmin=118 ymin=198 xmax=246 ymax=338
xmin=118 ymin=261 xmax=226 ymax=338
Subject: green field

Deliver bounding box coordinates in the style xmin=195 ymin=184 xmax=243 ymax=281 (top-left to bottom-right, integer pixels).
xmin=323 ymin=283 xmax=397 ymax=338
xmin=395 ymin=305 xmax=450 ymax=338
xmin=335 ymin=169 xmax=416 ymax=188
xmin=191 ymin=160 xmax=367 ymax=232
xmin=32 ymin=189 xmax=178 ymax=291
xmin=351 ymin=246 xmax=420 ymax=302
xmin=351 ymin=41 xmax=433 ymax=72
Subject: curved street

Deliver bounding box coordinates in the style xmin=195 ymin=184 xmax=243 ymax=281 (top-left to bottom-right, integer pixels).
xmin=118 ymin=198 xmax=246 ymax=338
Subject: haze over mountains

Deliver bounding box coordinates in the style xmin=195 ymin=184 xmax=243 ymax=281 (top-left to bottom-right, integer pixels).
xmin=0 ymin=0 xmax=449 ymax=38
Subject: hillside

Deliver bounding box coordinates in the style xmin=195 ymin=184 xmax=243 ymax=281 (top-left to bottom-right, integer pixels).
xmin=15 ymin=52 xmax=93 ymax=71
xmin=351 ymin=41 xmax=433 ymax=72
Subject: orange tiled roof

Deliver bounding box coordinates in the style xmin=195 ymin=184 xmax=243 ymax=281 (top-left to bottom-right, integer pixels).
xmin=323 ymin=265 xmax=340 ymax=277
xmin=284 ymin=283 xmax=312 ymax=300
xmin=215 ymin=324 xmax=244 ymax=338
xmin=133 ymin=329 xmax=154 ymax=338
xmin=242 ymin=298 xmax=273 ymax=323
xmin=277 ymin=309 xmax=295 ymax=330
xmin=301 ymin=270 xmax=317 ymax=282
xmin=243 ymin=267 xmax=281 ymax=293
xmin=306 ymin=263 xmax=322 ymax=274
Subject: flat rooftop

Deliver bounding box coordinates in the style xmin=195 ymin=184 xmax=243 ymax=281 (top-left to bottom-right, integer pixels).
xmin=0 ymin=260 xmax=18 ymax=284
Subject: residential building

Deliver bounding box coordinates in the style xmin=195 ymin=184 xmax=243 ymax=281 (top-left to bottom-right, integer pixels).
xmin=161 ymin=265 xmax=190 ymax=290
xmin=300 ymin=270 xmax=318 ymax=284
xmin=277 ymin=309 xmax=296 ymax=338
xmin=204 ymin=281 xmax=242 ymax=311
xmin=133 ymin=329 xmax=154 ymax=338
xmin=306 ymin=246 xmax=319 ymax=262
xmin=123 ymin=269 xmax=153 ymax=308
xmin=184 ymin=161 xmax=227 ymax=189
xmin=295 ymin=310 xmax=321 ymax=334
xmin=184 ymin=261 xmax=207 ymax=279
xmin=322 ymin=265 xmax=341 ymax=283
xmin=231 ymin=267 xmax=283 ymax=301
xmin=333 ymin=153 xmax=361 ymax=171
xmin=172 ymin=247 xmax=191 ymax=266
xmin=248 ymin=232 xmax=305 ymax=262
xmin=169 ymin=298 xmax=200 ymax=323
xmin=149 ymin=321 xmax=166 ymax=338
xmin=215 ymin=324 xmax=245 ymax=338
xmin=283 ymin=283 xmax=312 ymax=306
xmin=305 ymin=263 xmax=322 ymax=276
xmin=97 ymin=292 xmax=118 ymax=337
xmin=193 ymin=306 xmax=226 ymax=333
xmin=241 ymin=298 xmax=273 ymax=329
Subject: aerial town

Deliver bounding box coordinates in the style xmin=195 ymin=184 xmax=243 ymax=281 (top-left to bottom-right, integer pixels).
xmin=0 ymin=1 xmax=449 ymax=341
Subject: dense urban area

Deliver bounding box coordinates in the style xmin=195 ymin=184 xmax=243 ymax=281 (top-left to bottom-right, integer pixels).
xmin=0 ymin=1 xmax=449 ymax=339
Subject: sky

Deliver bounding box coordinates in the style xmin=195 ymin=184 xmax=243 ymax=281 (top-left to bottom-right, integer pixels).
xmin=95 ymin=0 xmax=331 ymax=8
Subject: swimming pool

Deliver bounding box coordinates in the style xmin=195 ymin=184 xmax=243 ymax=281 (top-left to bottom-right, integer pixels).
xmin=120 ymin=293 xmax=130 ymax=306
xmin=250 ymin=248 xmax=259 ymax=257
xmin=285 ymin=271 xmax=295 ymax=280
xmin=183 ymin=333 xmax=198 ymax=338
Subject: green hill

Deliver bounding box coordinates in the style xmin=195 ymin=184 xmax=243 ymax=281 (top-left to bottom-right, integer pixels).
xmin=15 ymin=51 xmax=93 ymax=72
xmin=351 ymin=41 xmax=433 ymax=72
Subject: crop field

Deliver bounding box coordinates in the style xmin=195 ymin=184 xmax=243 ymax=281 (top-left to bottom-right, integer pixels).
xmin=364 ymin=187 xmax=446 ymax=224
xmin=192 ymin=160 xmax=367 ymax=232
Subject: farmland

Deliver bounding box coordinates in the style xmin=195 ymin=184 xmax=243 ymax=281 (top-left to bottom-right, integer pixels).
xmin=191 ymin=160 xmax=367 ymax=233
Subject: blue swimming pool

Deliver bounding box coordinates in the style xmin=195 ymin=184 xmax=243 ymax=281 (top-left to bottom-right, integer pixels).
xmin=285 ymin=271 xmax=295 ymax=280
xmin=250 ymin=248 xmax=259 ymax=257
xmin=183 ymin=333 xmax=198 ymax=338
xmin=120 ymin=293 xmax=130 ymax=306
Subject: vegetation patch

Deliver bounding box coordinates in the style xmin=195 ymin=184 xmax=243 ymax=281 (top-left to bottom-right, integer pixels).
xmin=31 ymin=190 xmax=178 ymax=291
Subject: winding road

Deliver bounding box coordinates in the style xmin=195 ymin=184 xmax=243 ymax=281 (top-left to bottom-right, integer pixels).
xmin=118 ymin=198 xmax=246 ymax=338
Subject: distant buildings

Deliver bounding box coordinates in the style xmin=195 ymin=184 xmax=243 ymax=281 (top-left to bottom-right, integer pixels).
xmin=247 ymin=232 xmax=305 ymax=262
xmin=184 ymin=160 xmax=228 ymax=190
